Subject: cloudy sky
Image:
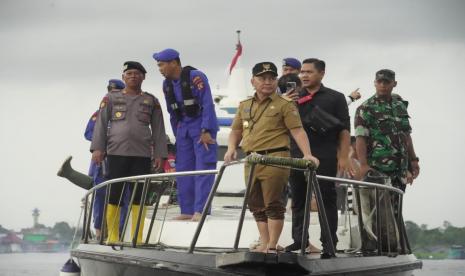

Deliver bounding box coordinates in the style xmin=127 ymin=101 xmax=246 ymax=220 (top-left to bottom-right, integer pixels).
xmin=1 ymin=0 xmax=464 ymax=231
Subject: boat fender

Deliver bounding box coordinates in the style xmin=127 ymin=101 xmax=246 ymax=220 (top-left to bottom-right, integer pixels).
xmin=60 ymin=258 xmax=81 ymax=276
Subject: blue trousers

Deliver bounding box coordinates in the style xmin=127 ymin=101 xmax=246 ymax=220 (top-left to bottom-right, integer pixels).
xmin=89 ymin=160 xmax=128 ymax=231
xmin=175 ymin=129 xmax=217 ymax=215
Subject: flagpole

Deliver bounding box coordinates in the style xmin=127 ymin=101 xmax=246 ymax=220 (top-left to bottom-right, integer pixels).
xmin=236 ymin=30 xmax=241 ymax=44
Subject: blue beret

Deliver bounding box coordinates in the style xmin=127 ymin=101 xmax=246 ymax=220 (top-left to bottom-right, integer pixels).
xmin=108 ymin=79 xmax=125 ymax=89
xmin=152 ymin=48 xmax=180 ymax=62
xmin=282 ymin=58 xmax=301 ymax=70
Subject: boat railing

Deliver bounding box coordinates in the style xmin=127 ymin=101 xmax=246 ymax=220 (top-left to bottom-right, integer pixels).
xmin=79 ymin=154 xmax=411 ymax=257
xmin=80 ymin=169 xmax=218 ymax=247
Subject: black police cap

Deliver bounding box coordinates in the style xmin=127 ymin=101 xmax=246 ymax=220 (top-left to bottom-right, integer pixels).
xmin=252 ymin=62 xmax=278 ymax=77
xmin=123 ymin=61 xmax=147 ymax=74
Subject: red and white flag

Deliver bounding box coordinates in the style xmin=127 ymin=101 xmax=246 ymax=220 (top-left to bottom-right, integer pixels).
xmin=229 ymin=42 xmax=242 ymax=75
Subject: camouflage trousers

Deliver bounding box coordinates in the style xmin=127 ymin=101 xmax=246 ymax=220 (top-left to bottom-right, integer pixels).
xmin=357 ymin=171 xmax=404 ymax=253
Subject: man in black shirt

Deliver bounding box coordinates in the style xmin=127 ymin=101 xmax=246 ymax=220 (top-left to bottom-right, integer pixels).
xmin=285 ymin=58 xmax=352 ymax=258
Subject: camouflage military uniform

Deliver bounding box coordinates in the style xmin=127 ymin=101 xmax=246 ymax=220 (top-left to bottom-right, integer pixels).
xmin=354 ymin=93 xmax=412 ymax=188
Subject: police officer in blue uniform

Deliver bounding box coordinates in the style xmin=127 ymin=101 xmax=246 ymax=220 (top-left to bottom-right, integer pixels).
xmin=85 ymin=79 xmax=127 ymax=239
xmin=153 ymin=49 xmax=219 ymax=221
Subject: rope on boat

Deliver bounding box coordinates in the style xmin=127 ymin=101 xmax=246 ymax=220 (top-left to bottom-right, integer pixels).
xmin=245 ymin=153 xmax=317 ymax=170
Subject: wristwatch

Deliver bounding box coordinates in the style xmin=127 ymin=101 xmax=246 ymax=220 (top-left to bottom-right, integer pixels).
xmin=410 ymin=157 xmax=419 ymax=162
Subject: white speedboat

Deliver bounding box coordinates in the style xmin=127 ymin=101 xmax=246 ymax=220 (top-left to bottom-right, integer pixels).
xmin=71 ymin=155 xmax=422 ymax=276
xmin=68 ymin=32 xmax=422 ymax=275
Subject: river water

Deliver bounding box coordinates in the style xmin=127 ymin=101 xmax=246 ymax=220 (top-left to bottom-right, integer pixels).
xmin=0 ymin=252 xmax=464 ymax=275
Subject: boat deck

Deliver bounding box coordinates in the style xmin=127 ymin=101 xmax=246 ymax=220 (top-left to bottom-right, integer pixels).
xmin=90 ymin=196 xmax=354 ymax=251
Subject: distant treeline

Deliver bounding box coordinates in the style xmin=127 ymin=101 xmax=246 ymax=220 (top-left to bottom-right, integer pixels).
xmin=1 ymin=222 xmax=77 ymax=242
xmin=3 ymin=220 xmax=464 ymax=247
xmin=48 ymin=221 xmax=77 ymax=242
xmin=405 ymin=221 xmax=465 ymax=248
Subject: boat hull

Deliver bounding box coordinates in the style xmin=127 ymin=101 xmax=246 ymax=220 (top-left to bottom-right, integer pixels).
xmin=72 ymin=244 xmax=422 ymax=276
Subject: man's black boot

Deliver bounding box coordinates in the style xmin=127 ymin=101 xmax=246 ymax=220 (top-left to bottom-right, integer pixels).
xmin=285 ymin=242 xmax=308 ymax=252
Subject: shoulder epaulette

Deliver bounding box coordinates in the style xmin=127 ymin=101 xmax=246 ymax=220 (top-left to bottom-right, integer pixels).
xmin=239 ymin=97 xmax=253 ymax=103
xmin=143 ymin=91 xmax=156 ymax=99
xmin=143 ymin=92 xmax=161 ymax=108
xmin=279 ymin=94 xmax=293 ymax=102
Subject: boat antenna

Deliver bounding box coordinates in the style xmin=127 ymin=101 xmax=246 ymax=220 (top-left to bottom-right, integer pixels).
xmin=236 ymin=30 xmax=241 ymax=44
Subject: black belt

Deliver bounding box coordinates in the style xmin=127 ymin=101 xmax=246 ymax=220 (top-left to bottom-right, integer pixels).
xmin=246 ymin=147 xmax=289 ymax=156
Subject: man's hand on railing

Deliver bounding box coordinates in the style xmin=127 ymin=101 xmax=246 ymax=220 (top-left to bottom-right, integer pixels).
xmin=303 ymin=154 xmax=320 ymax=168
xmin=91 ymin=150 xmax=105 ymax=164
xmin=223 ymin=149 xmax=237 ymax=164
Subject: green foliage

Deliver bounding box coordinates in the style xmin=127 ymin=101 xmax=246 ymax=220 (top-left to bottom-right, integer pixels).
xmin=405 ymin=220 xmax=465 ymax=259
xmin=51 ymin=221 xmax=75 ymax=242
xmin=443 ymin=225 xmax=465 ymax=245
xmin=414 ymin=251 xmax=448 ymax=260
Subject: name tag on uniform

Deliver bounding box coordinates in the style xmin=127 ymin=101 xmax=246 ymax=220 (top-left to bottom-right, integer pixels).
xmin=243 ymin=121 xmax=249 ymax=129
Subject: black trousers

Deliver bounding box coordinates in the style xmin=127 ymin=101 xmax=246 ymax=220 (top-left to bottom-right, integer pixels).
xmin=107 ymin=155 xmax=151 ymax=206
xmin=289 ymin=157 xmax=338 ymax=251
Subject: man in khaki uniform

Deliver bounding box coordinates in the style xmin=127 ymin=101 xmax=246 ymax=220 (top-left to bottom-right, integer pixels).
xmin=224 ymin=62 xmax=319 ymax=253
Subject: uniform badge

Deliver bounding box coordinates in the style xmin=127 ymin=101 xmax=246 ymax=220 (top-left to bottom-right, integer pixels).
xmin=243 ymin=121 xmax=249 ymax=129
xmin=99 ymin=96 xmax=109 ymax=109
xmin=263 ymin=63 xmax=270 ymax=70
xmin=192 ymin=76 xmax=204 ymax=91
xmin=115 ymin=112 xmax=122 ymax=118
